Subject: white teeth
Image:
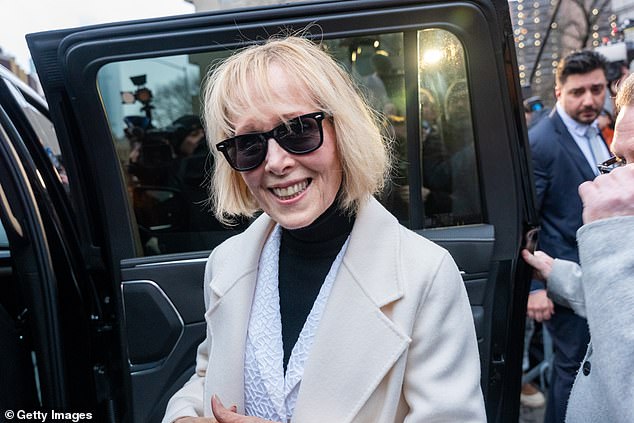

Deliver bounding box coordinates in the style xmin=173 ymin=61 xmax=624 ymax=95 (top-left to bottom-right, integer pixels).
xmin=272 ymin=180 xmax=308 ymax=199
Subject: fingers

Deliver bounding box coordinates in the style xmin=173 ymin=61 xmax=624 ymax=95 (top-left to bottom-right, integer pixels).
xmin=521 ymin=249 xmax=553 ymax=280
xmin=579 ymin=177 xmax=605 ymax=223
xmin=521 ymin=248 xmax=532 ymax=262
xmin=527 ymin=290 xmax=555 ymax=322
xmin=577 ymin=179 xmax=597 ymax=203
xmin=521 ymin=249 xmax=543 ymax=282
xmin=579 ymin=164 xmax=634 ymax=223
xmin=533 ymin=251 xmax=554 ymax=280
xmin=539 ymin=302 xmax=554 ymax=320
xmin=211 ymin=396 xmax=276 ymax=423
xmin=533 ymin=251 xmax=552 ymax=262
xmin=172 ymin=396 xmax=262 ymax=423
xmin=538 ymin=298 xmax=555 ymax=322
xmin=530 ymin=310 xmax=546 ymax=322
xmin=529 ymin=307 xmax=553 ymax=322
xmin=521 ymin=249 xmax=540 ymax=269
xmin=211 ymin=395 xmax=238 ymax=423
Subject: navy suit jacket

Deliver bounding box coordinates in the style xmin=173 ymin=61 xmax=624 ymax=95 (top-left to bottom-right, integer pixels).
xmin=528 ymin=109 xmax=601 ymax=291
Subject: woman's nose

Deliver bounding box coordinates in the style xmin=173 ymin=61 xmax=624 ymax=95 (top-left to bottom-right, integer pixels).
xmin=263 ymin=138 xmax=294 ymax=174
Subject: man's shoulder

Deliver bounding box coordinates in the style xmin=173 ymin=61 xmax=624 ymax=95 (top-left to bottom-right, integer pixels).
xmin=528 ymin=111 xmax=557 ymax=138
xmin=528 ymin=111 xmax=568 ymax=150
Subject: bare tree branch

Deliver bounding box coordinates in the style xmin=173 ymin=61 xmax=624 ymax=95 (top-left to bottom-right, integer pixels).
xmin=563 ymin=21 xmax=585 ymax=36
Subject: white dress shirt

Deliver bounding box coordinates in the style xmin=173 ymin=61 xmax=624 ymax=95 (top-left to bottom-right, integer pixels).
xmin=556 ymin=103 xmax=611 ymax=175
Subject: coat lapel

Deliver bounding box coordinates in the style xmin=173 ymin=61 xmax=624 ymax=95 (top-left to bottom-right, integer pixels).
xmin=204 ymin=215 xmax=276 ymax=413
xmin=293 ymin=198 xmax=411 ymax=422
xmin=551 ymin=111 xmax=598 ymax=181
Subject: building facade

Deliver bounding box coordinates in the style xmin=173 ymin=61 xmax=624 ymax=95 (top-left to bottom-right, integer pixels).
xmin=0 ymin=48 xmax=42 ymax=94
xmin=509 ymin=0 xmax=615 ymax=105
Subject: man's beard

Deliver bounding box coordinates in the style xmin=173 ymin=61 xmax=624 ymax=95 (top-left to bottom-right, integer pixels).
xmin=574 ymin=106 xmax=600 ymax=124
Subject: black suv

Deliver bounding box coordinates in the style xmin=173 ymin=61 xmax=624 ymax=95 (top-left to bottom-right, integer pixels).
xmin=0 ymin=0 xmax=538 ymax=421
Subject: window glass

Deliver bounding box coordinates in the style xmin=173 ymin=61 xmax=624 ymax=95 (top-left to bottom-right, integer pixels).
xmin=99 ymin=52 xmax=244 ymax=256
xmin=321 ymin=35 xmax=409 ymax=223
xmin=97 ymin=29 xmax=481 ymax=256
xmin=417 ymin=29 xmax=482 ymax=227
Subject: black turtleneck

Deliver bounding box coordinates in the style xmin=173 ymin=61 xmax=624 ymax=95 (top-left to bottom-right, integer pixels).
xmin=279 ymin=199 xmax=355 ymax=372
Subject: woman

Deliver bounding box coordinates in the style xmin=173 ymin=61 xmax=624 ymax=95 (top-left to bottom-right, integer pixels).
xmin=163 ymin=36 xmax=485 ymax=423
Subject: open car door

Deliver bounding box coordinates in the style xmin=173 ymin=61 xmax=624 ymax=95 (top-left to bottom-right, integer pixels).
xmin=25 ymin=0 xmax=538 ymax=421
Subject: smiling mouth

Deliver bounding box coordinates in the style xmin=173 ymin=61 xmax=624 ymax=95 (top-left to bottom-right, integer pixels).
xmin=270 ymin=179 xmax=311 ymax=200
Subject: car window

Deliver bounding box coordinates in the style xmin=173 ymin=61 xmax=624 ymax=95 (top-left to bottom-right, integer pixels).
xmin=97 ymin=29 xmax=482 ymax=256
xmin=417 ymin=29 xmax=482 ymax=227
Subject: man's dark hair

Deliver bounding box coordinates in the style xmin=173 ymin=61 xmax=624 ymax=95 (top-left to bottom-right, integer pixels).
xmin=555 ymin=50 xmax=608 ymax=87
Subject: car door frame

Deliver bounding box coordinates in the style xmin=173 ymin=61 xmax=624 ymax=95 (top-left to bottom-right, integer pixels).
xmin=0 ymin=71 xmax=119 ymax=417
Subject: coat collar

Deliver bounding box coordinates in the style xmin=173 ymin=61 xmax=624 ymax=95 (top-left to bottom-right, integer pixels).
xmin=341 ymin=196 xmax=405 ymax=307
xmin=294 ymin=198 xmax=410 ymax=421
xmin=204 ymin=214 xmax=274 ymax=413
xmin=205 ymin=198 xmax=409 ymax=420
xmin=210 ymin=197 xmax=404 ymax=307
xmin=208 ymin=214 xmax=274 ymax=297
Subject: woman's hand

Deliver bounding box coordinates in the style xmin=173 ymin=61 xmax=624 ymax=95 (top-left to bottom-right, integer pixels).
xmin=172 ymin=395 xmax=278 ymax=423
xmin=173 ymin=401 xmax=238 ymax=423
xmin=211 ymin=396 xmax=279 ymax=423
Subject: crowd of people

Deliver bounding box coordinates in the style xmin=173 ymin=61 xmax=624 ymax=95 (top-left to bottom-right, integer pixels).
xmin=522 ymin=49 xmax=633 ymax=423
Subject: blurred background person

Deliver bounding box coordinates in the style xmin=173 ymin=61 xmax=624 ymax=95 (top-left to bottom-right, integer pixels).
xmin=524 ymin=95 xmax=550 ymax=130
xmin=597 ymin=108 xmax=615 ymax=147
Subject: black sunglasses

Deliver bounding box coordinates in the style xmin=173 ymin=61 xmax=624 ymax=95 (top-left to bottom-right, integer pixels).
xmin=216 ymin=112 xmax=326 ymax=171
xmin=597 ymin=155 xmax=626 ymax=174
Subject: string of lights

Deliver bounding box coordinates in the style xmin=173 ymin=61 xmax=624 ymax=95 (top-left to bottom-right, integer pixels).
xmin=510 ymin=0 xmax=615 ymax=104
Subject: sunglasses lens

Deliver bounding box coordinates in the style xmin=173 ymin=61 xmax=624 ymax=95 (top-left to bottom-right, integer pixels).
xmin=278 ymin=115 xmax=323 ymax=154
xmin=228 ymin=135 xmax=266 ymax=170
xmin=598 ymin=156 xmax=626 ymax=174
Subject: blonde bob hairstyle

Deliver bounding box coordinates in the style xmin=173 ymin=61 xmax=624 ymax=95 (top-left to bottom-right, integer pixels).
xmin=203 ymin=36 xmax=391 ymax=224
xmin=615 ymin=72 xmax=634 ymax=113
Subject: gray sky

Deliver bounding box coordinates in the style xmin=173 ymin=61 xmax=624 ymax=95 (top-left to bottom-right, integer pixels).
xmin=0 ymin=0 xmax=195 ymax=70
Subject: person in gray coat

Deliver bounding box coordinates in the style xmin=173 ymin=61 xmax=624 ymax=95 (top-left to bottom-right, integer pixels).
xmin=522 ymin=72 xmax=634 ymax=423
